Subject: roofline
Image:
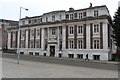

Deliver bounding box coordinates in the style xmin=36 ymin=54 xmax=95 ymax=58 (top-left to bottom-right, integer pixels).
xmin=20 ymin=5 xmax=110 ymax=20
xmin=18 ymin=15 xmax=111 ymax=28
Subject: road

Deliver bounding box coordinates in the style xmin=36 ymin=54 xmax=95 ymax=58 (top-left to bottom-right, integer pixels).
xmin=2 ymin=53 xmax=118 ymax=78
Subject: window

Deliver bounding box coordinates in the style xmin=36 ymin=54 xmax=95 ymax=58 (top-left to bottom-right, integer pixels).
xmin=78 ymin=40 xmax=83 ymax=49
xmin=66 ymin=14 xmax=69 ymax=20
xmin=37 ymin=29 xmax=40 ymax=36
xmin=34 ymin=19 xmax=37 ymax=23
xmin=59 ymin=26 xmax=62 ymax=35
xmin=52 ymin=28 xmax=56 ymax=35
xmin=79 ymin=13 xmax=83 ymax=19
xmin=93 ymin=40 xmax=100 ymax=49
xmin=83 ymin=12 xmax=86 ymax=17
xmin=70 ymin=14 xmax=73 ymax=20
xmin=68 ymin=54 xmax=74 ymax=58
xmin=31 ymin=30 xmax=34 ymax=36
xmin=52 ymin=16 xmax=55 ymax=22
xmin=22 ymin=30 xmax=25 ymax=37
xmin=69 ymin=27 xmax=74 ymax=34
xmin=93 ymin=55 xmax=100 ymax=60
xmin=36 ymin=40 xmax=40 ymax=48
xmin=94 ymin=10 xmax=99 ymax=17
xmin=60 ymin=15 xmax=62 ymax=20
xmin=46 ymin=17 xmax=48 ymax=22
xmin=69 ymin=40 xmax=74 ymax=49
xmin=94 ymin=25 xmax=99 ymax=33
xmin=78 ymin=26 xmax=83 ymax=34
xmin=30 ymin=40 xmax=34 ymax=48
xmin=74 ymin=13 xmax=77 ymax=19
xmin=22 ymin=21 xmax=25 ymax=25
xmin=35 ymin=52 xmax=39 ymax=56
xmin=77 ymin=54 xmax=83 ymax=59
xmin=28 ymin=20 xmax=31 ymax=24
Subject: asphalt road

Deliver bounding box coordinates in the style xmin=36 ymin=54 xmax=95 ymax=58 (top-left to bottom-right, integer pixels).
xmin=2 ymin=53 xmax=118 ymax=71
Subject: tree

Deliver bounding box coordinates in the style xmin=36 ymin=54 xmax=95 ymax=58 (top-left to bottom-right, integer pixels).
xmin=112 ymin=7 xmax=120 ymax=47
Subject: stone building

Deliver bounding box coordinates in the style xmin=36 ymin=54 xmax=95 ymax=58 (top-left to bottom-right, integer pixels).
xmin=8 ymin=5 xmax=114 ymax=60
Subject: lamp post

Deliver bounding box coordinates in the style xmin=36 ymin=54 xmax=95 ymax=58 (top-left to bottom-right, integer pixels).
xmin=17 ymin=7 xmax=28 ymax=64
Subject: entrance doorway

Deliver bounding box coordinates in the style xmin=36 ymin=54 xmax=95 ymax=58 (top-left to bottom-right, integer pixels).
xmin=50 ymin=46 xmax=55 ymax=57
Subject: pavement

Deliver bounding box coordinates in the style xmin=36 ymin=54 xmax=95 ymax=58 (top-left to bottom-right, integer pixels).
xmin=2 ymin=53 xmax=119 ymax=78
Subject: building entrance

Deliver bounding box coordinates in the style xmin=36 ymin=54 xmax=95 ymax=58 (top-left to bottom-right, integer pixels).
xmin=50 ymin=46 xmax=55 ymax=57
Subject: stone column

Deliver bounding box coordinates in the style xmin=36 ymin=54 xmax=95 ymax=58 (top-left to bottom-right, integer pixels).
xmin=7 ymin=32 xmax=11 ymax=49
xmin=41 ymin=28 xmax=44 ymax=51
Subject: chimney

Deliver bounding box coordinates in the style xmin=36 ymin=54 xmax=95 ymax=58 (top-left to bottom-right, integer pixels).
xmin=89 ymin=3 xmax=92 ymax=8
xmin=69 ymin=7 xmax=74 ymax=11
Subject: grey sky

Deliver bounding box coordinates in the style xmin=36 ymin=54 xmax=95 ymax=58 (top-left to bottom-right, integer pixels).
xmin=0 ymin=0 xmax=120 ymax=21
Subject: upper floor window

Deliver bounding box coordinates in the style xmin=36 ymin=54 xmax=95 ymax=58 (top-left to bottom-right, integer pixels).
xmin=22 ymin=21 xmax=25 ymax=25
xmin=94 ymin=10 xmax=99 ymax=17
xmin=34 ymin=19 xmax=37 ymax=23
xmin=93 ymin=40 xmax=100 ymax=49
xmin=94 ymin=24 xmax=99 ymax=33
xmin=46 ymin=17 xmax=48 ymax=22
xmin=78 ymin=40 xmax=83 ymax=49
xmin=66 ymin=14 xmax=69 ymax=20
xmin=69 ymin=40 xmax=74 ymax=49
xmin=78 ymin=26 xmax=83 ymax=34
xmin=69 ymin=26 xmax=74 ymax=34
xmin=52 ymin=16 xmax=55 ymax=22
xmin=36 ymin=40 xmax=40 ymax=48
xmin=83 ymin=12 xmax=86 ymax=17
xmin=31 ymin=30 xmax=34 ymax=36
xmin=60 ymin=15 xmax=62 ymax=20
xmin=70 ymin=14 xmax=73 ymax=20
xmin=74 ymin=13 xmax=77 ymax=19
xmin=28 ymin=20 xmax=31 ymax=24
xmin=59 ymin=26 xmax=62 ymax=35
xmin=21 ymin=30 xmax=25 ymax=37
xmin=52 ymin=28 xmax=56 ymax=35
xmin=36 ymin=29 xmax=40 ymax=36
xmin=79 ymin=13 xmax=83 ymax=19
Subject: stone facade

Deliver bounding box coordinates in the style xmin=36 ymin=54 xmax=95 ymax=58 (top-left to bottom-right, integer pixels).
xmin=8 ymin=5 xmax=114 ymax=60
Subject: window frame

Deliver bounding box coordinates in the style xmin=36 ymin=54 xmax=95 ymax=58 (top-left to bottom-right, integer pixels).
xmin=93 ymin=24 xmax=99 ymax=33
xmin=93 ymin=39 xmax=100 ymax=49
xmin=78 ymin=26 xmax=83 ymax=34
xmin=69 ymin=40 xmax=74 ymax=49
xmin=78 ymin=39 xmax=83 ymax=49
xmin=69 ymin=26 xmax=74 ymax=34
xmin=52 ymin=28 xmax=56 ymax=35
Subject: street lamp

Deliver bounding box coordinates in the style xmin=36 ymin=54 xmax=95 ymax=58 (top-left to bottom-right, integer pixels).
xmin=17 ymin=7 xmax=28 ymax=64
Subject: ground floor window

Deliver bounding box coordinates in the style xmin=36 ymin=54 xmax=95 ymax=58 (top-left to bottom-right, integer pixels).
xmin=69 ymin=40 xmax=74 ymax=49
xmin=93 ymin=55 xmax=100 ymax=60
xmin=77 ymin=54 xmax=83 ymax=59
xmin=68 ymin=54 xmax=74 ymax=58
xmin=29 ymin=52 xmax=33 ymax=55
xmin=20 ymin=52 xmax=24 ymax=55
xmin=35 ymin=52 xmax=39 ymax=56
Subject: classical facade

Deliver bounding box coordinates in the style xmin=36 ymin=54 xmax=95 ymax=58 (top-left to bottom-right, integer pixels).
xmin=8 ymin=5 xmax=114 ymax=60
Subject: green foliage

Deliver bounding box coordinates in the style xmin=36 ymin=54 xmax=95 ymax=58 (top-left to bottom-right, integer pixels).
xmin=113 ymin=7 xmax=120 ymax=47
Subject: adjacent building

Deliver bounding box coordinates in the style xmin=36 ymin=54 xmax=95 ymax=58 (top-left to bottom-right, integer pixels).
xmin=8 ymin=4 xmax=114 ymax=60
xmin=0 ymin=19 xmax=18 ymax=50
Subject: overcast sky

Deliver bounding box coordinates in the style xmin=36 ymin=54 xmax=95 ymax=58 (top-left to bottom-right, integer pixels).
xmin=0 ymin=0 xmax=120 ymax=21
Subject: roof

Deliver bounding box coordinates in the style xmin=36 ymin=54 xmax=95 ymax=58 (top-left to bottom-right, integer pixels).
xmin=20 ymin=5 xmax=109 ymax=20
